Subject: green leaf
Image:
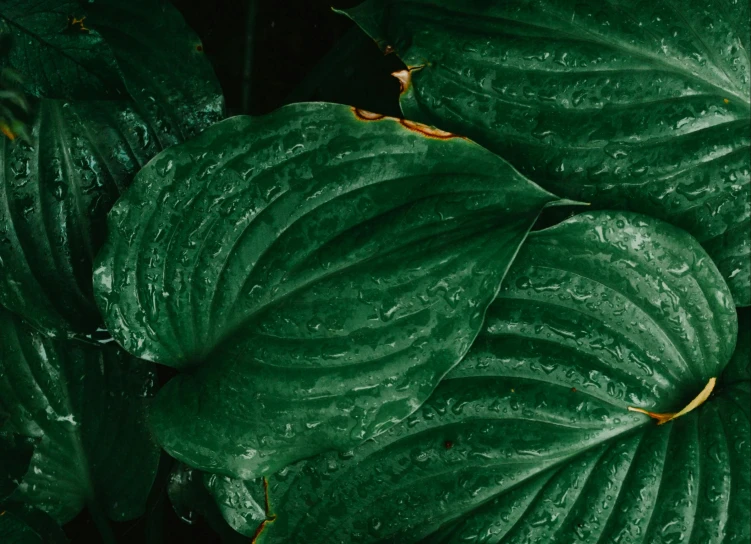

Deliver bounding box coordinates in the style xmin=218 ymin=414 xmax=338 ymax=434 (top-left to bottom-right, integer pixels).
xmin=0 ymin=307 xmax=160 ymax=524
xmin=344 ymin=0 xmax=751 ymax=307
xmin=0 ymin=503 xmax=67 ymax=544
xmin=0 ymin=1 xmax=126 ymax=99
xmin=94 ymin=101 xmax=560 ymax=478
xmin=231 ymin=211 xmax=743 ymax=543
xmin=0 ymin=99 xmax=170 ymax=336
xmin=82 ymin=0 xmax=225 ymax=143
xmin=202 ymin=474 xmax=268 ymax=539
xmin=0 ymin=0 xmax=224 ymax=337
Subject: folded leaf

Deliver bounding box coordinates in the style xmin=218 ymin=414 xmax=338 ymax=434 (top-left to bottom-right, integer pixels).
xmin=94 ymin=101 xmax=560 ymax=478
xmin=230 ymin=211 xmax=742 ymax=543
xmin=0 ymin=308 xmax=160 ymax=523
xmin=344 ymin=0 xmax=751 ymax=306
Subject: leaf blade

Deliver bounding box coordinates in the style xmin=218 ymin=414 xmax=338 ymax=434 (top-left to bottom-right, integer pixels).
xmin=95 ymin=102 xmax=560 ymax=478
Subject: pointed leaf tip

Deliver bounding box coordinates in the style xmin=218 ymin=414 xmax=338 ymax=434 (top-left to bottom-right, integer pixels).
xmin=628 ymin=377 xmax=717 ymax=425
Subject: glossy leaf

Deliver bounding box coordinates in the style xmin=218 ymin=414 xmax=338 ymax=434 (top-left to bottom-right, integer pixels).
xmin=345 ymin=0 xmax=751 ymax=306
xmin=0 ymin=0 xmax=125 ymax=99
xmin=0 ymin=0 xmax=224 ymax=337
xmin=0 ymin=307 xmax=160 ymax=523
xmin=0 ymin=99 xmax=170 ymax=336
xmin=0 ymin=502 xmax=67 ymax=544
xmin=94 ymin=101 xmax=560 ymax=478
xmin=227 ymin=211 xmax=743 ymax=543
xmin=82 ymin=0 xmax=225 ymax=143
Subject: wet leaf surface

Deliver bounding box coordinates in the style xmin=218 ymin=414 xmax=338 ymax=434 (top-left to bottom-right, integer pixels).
xmin=345 ymin=0 xmax=751 ymax=306
xmin=220 ymin=212 xmax=745 ymax=543
xmin=0 ymin=307 xmax=160 ymax=524
xmin=94 ymin=101 xmax=560 ymax=479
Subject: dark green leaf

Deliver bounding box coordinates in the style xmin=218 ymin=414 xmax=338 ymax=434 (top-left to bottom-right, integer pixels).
xmin=0 ymin=502 xmax=67 ymax=544
xmin=167 ymin=463 xmax=250 ymax=543
xmin=0 ymin=0 xmax=224 ymax=337
xmin=0 ymin=0 xmax=125 ymax=99
xmin=0 ymin=99 xmax=168 ymax=336
xmin=0 ymin=307 xmax=160 ymax=523
xmin=202 ymin=474 xmax=268 ymax=539
xmin=82 ymin=0 xmax=225 ymax=143
xmin=344 ymin=0 xmax=751 ymax=306
xmin=94 ymin=101 xmax=560 ymax=478
xmin=233 ymin=211 xmax=743 ymax=543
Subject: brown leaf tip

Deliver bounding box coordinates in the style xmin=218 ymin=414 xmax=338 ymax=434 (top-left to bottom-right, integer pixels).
xmin=628 ymin=377 xmax=716 ymax=425
xmin=352 ymin=108 xmax=387 ymax=121
xmin=0 ymin=123 xmax=15 ymax=141
xmin=67 ymin=15 xmax=89 ymax=33
xmin=392 ymin=69 xmax=411 ymax=94
xmin=399 ymin=119 xmax=459 ymax=140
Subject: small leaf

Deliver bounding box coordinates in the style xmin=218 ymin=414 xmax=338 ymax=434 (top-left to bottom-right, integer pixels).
xmin=0 ymin=307 xmax=160 ymax=523
xmin=94 ymin=101 xmax=560 ymax=478
xmin=167 ymin=463 xmax=251 ymax=543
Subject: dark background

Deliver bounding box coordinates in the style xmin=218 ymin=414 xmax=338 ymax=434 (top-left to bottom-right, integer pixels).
xmin=64 ymin=1 xmax=402 ymax=541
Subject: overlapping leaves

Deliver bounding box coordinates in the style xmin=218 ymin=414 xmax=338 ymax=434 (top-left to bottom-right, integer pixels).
xmin=94 ymin=101 xmax=562 ymax=479
xmin=345 ymin=0 xmax=751 ymax=306
xmin=196 ymin=212 xmax=747 ymax=543
xmin=0 ymin=307 xmax=160 ymax=524
xmin=0 ymin=0 xmax=224 ymax=337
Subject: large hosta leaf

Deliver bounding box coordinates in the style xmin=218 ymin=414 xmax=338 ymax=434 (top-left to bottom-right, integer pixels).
xmin=213 ymin=211 xmax=744 ymax=543
xmin=344 ymin=0 xmax=751 ymax=306
xmin=0 ymin=307 xmax=160 ymax=523
xmin=94 ymin=101 xmax=561 ymax=478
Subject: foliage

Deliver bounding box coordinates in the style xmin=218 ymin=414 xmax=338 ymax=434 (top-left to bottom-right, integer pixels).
xmin=0 ymin=0 xmax=748 ymax=542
